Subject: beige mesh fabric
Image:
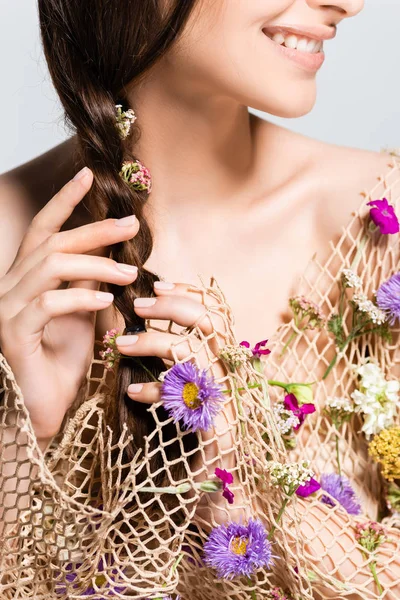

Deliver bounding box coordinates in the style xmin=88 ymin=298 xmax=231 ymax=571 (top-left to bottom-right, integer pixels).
xmin=1 ymin=154 xmax=400 ymax=600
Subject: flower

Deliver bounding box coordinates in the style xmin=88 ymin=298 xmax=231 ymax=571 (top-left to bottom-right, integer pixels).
xmin=355 ymin=521 xmax=387 ymax=552
xmin=203 ymin=518 xmax=274 ymax=580
xmin=273 ymin=403 xmax=300 ymax=435
xmin=367 ymin=198 xmax=400 ymax=235
xmin=324 ymin=396 xmax=354 ymax=429
xmin=266 ymin=460 xmax=319 ymax=497
xmin=115 ymin=104 xmax=137 ymax=140
xmin=215 ymin=468 xmax=235 ymax=504
xmin=266 ymin=587 xmax=292 ymax=600
xmin=284 ymin=383 xmax=314 ymax=406
xmin=376 ymin=272 xmax=400 ymax=326
xmin=289 ymin=296 xmax=326 ymax=330
xmin=56 ymin=558 xmax=125 ymax=597
xmin=351 ymin=293 xmax=387 ymax=325
xmin=120 ymin=160 xmax=152 ymax=193
xmin=283 ymin=394 xmax=315 ymax=430
xmin=160 ymin=362 xmax=224 ymax=432
xmin=99 ymin=328 xmax=121 ymax=370
xmin=368 ymin=427 xmax=400 ymax=481
xmin=320 ymin=473 xmax=362 ymax=515
xmin=239 ymin=339 xmax=271 ymax=357
xmin=341 ymin=269 xmax=363 ymax=290
xmin=351 ymin=361 xmax=399 ymax=437
xmin=219 ymin=343 xmax=253 ymax=369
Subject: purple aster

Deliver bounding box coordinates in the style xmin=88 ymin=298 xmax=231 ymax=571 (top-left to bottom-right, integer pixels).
xmin=283 ymin=394 xmax=315 ymax=431
xmin=240 ymin=339 xmax=271 ymax=357
xmin=56 ymin=559 xmax=125 ymax=597
xmin=160 ymin=362 xmax=224 ymax=432
xmin=320 ymin=473 xmax=362 ymax=515
xmin=203 ymin=518 xmax=274 ymax=580
xmin=367 ymin=198 xmax=400 ymax=235
xmin=376 ymin=272 xmax=400 ymax=326
xmin=215 ymin=467 xmax=235 ymax=504
xmin=295 ymin=477 xmax=321 ymax=498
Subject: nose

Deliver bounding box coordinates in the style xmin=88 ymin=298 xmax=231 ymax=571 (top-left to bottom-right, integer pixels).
xmin=307 ymin=0 xmax=364 ymax=18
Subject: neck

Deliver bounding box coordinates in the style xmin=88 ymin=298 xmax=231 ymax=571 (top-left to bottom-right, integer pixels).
xmin=127 ymin=69 xmax=260 ymax=224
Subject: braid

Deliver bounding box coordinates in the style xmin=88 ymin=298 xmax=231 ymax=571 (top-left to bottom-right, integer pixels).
xmin=38 ymin=0 xmax=200 ymax=485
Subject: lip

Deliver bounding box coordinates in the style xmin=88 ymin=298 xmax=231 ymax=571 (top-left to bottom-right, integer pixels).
xmin=263 ymin=24 xmax=336 ymax=42
xmin=262 ymin=28 xmax=328 ymax=73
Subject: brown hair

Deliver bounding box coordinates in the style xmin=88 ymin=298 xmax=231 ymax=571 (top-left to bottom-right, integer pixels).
xmin=38 ymin=0 xmax=199 ymax=486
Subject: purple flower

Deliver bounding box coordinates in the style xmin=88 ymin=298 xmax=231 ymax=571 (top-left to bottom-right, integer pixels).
xmin=283 ymin=394 xmax=315 ymax=431
xmin=376 ymin=272 xmax=400 ymax=326
xmin=56 ymin=559 xmax=125 ymax=597
xmin=320 ymin=473 xmax=362 ymax=515
xmin=295 ymin=477 xmax=321 ymax=498
xmin=240 ymin=339 xmax=271 ymax=357
xmin=203 ymin=518 xmax=274 ymax=580
xmin=367 ymin=198 xmax=400 ymax=235
xmin=215 ymin=467 xmax=235 ymax=504
xmin=160 ymin=362 xmax=224 ymax=432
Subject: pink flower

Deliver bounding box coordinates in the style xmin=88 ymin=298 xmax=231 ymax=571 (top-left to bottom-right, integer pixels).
xmin=295 ymin=477 xmax=321 ymax=498
xmin=367 ymin=198 xmax=400 ymax=235
xmin=284 ymin=394 xmax=315 ymax=430
xmin=215 ymin=467 xmax=235 ymax=504
xmin=240 ymin=339 xmax=271 ymax=357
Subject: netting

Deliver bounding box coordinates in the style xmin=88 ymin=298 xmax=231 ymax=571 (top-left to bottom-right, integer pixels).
xmin=1 ymin=154 xmax=400 ymax=599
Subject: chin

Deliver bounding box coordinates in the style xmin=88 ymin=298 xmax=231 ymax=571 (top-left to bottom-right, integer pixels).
xmin=243 ymin=81 xmax=317 ymax=119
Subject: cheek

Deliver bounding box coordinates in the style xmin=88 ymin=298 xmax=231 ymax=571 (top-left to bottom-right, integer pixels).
xmin=172 ymin=0 xmax=317 ymax=118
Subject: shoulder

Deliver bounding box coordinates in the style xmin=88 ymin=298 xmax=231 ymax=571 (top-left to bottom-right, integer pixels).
xmin=0 ymin=137 xmax=79 ymax=276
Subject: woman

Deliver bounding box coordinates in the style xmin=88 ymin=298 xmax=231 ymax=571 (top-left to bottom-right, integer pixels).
xmin=1 ymin=0 xmax=399 ymax=598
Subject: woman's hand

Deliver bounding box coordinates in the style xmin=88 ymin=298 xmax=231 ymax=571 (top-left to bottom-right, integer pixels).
xmin=0 ymin=167 xmax=140 ymax=443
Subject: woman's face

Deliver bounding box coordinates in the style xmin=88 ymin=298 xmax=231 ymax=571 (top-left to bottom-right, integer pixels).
xmin=162 ymin=0 xmax=364 ymax=118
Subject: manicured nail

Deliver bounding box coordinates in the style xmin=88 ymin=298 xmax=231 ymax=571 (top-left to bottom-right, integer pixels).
xmin=154 ymin=281 xmax=175 ymax=290
xmin=116 ymin=215 xmax=136 ymax=227
xmin=128 ymin=383 xmax=143 ymax=394
xmin=116 ymin=263 xmax=138 ymax=274
xmin=116 ymin=335 xmax=139 ymax=345
xmin=95 ymin=291 xmax=114 ymax=303
xmin=134 ymin=298 xmax=157 ymax=307
xmin=73 ymin=167 xmax=90 ymax=181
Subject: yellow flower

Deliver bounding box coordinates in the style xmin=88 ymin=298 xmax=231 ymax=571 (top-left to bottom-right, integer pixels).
xmin=369 ymin=427 xmax=400 ymax=481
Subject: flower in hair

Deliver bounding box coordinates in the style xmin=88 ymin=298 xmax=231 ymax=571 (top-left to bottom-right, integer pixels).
xmin=115 ymin=104 xmax=137 ymax=140
xmin=160 ymin=362 xmax=224 ymax=432
xmin=99 ymin=328 xmax=122 ymax=370
xmin=120 ymin=160 xmax=152 ymax=193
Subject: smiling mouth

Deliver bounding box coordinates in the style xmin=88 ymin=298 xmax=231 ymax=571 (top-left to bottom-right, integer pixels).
xmin=263 ymin=30 xmax=323 ymax=54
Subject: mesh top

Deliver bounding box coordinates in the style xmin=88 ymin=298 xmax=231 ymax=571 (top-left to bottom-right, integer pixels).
xmin=1 ymin=154 xmax=400 ymax=599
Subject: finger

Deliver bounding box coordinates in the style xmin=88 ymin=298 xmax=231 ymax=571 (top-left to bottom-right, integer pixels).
xmin=4 ymin=288 xmax=114 ymax=347
xmin=153 ymin=281 xmax=210 ymax=305
xmin=133 ymin=295 xmax=212 ymax=334
xmin=16 ymin=167 xmax=94 ymax=263
xmin=1 ymin=254 xmax=137 ymax=317
xmin=126 ymin=381 xmax=162 ymax=404
xmin=116 ymin=330 xmax=210 ymax=364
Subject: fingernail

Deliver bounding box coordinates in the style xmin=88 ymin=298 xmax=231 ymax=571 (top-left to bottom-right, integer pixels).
xmin=116 ymin=215 xmax=136 ymax=227
xmin=128 ymin=383 xmax=143 ymax=394
xmin=73 ymin=167 xmax=90 ymax=181
xmin=154 ymin=281 xmax=175 ymax=290
xmin=134 ymin=298 xmax=157 ymax=307
xmin=116 ymin=335 xmax=139 ymax=346
xmin=95 ymin=291 xmax=114 ymax=303
xmin=116 ymin=263 xmax=138 ymax=274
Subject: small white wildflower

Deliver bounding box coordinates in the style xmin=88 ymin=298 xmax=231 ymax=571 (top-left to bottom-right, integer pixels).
xmin=352 ymin=293 xmax=387 ymax=325
xmin=266 ymin=460 xmax=314 ymax=494
xmin=351 ymin=360 xmax=400 ymax=437
xmin=325 ymin=396 xmax=354 ymax=413
xmin=115 ymin=104 xmax=137 ymax=140
xmin=342 ymin=269 xmax=363 ymax=289
xmin=219 ymin=344 xmax=253 ymax=369
xmin=273 ymin=403 xmax=300 ymax=434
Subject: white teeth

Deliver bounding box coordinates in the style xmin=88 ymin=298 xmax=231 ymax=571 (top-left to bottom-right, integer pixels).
xmin=266 ymin=30 xmax=323 ymax=54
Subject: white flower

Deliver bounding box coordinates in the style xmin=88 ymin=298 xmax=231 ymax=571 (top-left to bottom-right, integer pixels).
xmin=219 ymin=344 xmax=253 ymax=369
xmin=266 ymin=460 xmax=314 ymax=493
xmin=342 ymin=269 xmax=363 ymax=289
xmin=273 ymin=403 xmax=300 ymax=434
xmin=352 ymin=293 xmax=387 ymax=325
xmin=351 ymin=361 xmax=400 ymax=437
xmin=326 ymin=396 xmax=354 ymax=413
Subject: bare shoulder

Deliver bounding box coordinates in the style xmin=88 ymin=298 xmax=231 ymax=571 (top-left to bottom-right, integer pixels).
xmin=0 ymin=137 xmax=78 ymax=276
xmin=310 ymin=141 xmax=398 ymax=239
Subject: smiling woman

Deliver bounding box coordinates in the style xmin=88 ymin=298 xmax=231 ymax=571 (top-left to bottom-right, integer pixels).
xmin=0 ymin=1 xmax=400 ymax=599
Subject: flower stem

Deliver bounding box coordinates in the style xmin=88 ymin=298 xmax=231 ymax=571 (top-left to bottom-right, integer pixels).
xmin=248 ymin=579 xmax=257 ymax=600
xmin=268 ymin=496 xmax=290 ymax=540
xmin=350 ymin=234 xmax=368 ymax=271
xmin=369 ymin=560 xmax=383 ymax=596
xmin=131 ymin=357 xmax=159 ymax=382
xmin=233 ymin=380 xmax=246 ymax=437
xmin=335 ymin=435 xmax=342 ymax=477
xmin=266 ymin=380 xmax=288 ymax=390
xmin=280 ymin=330 xmax=298 ymax=356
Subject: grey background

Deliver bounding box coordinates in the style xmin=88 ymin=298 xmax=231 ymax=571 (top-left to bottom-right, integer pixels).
xmin=1 ymin=1 xmax=399 ymax=174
